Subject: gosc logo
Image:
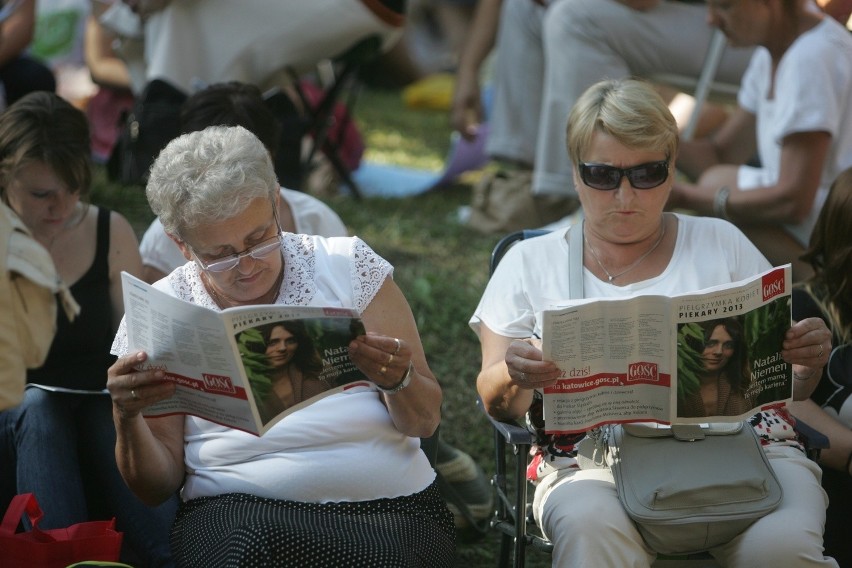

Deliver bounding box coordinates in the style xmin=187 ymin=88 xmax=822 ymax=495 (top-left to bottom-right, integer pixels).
xmin=202 ymin=373 xmax=236 ymax=394
xmin=761 ymin=270 xmax=786 ymax=302
xmin=627 ymin=362 xmax=658 ymax=383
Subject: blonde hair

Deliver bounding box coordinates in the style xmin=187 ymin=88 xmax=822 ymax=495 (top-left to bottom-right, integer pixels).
xmin=567 ymin=78 xmax=679 ymax=165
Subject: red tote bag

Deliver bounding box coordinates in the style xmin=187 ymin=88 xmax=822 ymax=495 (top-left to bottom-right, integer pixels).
xmin=0 ymin=493 xmax=123 ymax=568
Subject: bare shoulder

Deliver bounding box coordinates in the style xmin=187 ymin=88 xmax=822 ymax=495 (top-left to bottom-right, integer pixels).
xmin=106 ymin=208 xmax=143 ymax=274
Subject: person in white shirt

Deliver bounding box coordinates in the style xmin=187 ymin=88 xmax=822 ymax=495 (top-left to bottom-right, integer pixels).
xmin=108 ymin=125 xmax=454 ymax=566
xmin=138 ymin=81 xmax=347 ymax=283
xmin=670 ymin=0 xmax=852 ymax=281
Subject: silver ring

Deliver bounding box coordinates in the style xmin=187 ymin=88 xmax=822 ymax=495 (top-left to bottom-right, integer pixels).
xmin=520 ymin=372 xmax=527 ymax=382
xmin=393 ymin=338 xmax=401 ymax=355
xmin=818 ymin=343 xmax=824 ymax=358
xmin=380 ymin=366 xmax=387 ymax=375
xmin=130 ymin=389 xmax=138 ymax=401
xmin=388 ymin=353 xmax=394 ymax=365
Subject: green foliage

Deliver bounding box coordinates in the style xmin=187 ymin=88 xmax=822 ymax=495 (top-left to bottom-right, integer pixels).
xmin=744 ymin=297 xmax=791 ymax=358
xmin=236 ymin=328 xmax=273 ymax=408
xmin=676 ymin=322 xmax=705 ymax=398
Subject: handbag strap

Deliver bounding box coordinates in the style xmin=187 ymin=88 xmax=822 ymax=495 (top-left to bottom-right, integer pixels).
xmin=567 ymin=220 xmax=584 ymax=300
xmin=0 ymin=493 xmax=44 ymax=536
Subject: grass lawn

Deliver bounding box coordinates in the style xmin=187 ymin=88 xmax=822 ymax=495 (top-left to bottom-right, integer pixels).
xmin=92 ymin=85 xmax=550 ymax=568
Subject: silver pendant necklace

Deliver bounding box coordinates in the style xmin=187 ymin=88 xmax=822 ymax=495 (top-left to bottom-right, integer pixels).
xmin=585 ymin=219 xmax=667 ymax=283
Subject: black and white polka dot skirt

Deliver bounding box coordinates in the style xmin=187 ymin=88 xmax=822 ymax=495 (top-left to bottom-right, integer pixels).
xmin=170 ymin=481 xmax=456 ymax=567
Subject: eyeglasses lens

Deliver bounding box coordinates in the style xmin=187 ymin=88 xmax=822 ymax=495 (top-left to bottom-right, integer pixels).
xmin=202 ymin=235 xmax=282 ymax=272
xmin=580 ymin=161 xmax=669 ymax=190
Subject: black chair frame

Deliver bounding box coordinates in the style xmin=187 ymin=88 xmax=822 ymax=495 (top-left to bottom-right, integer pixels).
xmin=288 ymin=35 xmax=383 ymax=199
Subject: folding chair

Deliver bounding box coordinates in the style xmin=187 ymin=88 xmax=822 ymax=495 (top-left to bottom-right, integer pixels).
xmin=481 ymin=229 xmax=553 ymax=568
xmin=267 ymin=35 xmax=382 ymax=198
xmin=479 ymin=229 xmax=830 ymax=568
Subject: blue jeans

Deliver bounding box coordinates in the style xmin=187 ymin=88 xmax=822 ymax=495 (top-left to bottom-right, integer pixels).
xmin=0 ymin=387 xmax=177 ymax=567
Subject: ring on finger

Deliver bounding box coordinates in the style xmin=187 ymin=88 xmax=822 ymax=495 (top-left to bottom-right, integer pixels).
xmin=817 ymin=343 xmax=824 ymax=358
xmin=393 ymin=338 xmax=401 ymax=355
xmin=520 ymin=372 xmax=527 ymax=382
xmin=380 ymin=366 xmax=387 ymax=375
xmin=388 ymin=353 xmax=394 ymax=365
xmin=131 ymin=389 xmax=138 ymax=401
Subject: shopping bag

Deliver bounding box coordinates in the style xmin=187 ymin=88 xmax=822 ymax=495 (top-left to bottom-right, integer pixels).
xmin=0 ymin=493 xmax=123 ymax=568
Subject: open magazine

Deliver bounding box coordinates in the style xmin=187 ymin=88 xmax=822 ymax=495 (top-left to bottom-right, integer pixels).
xmin=540 ymin=265 xmax=792 ymax=434
xmin=121 ymin=272 xmax=371 ymax=436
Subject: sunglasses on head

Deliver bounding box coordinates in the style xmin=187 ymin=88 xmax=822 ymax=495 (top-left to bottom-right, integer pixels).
xmin=578 ymin=160 xmax=670 ymax=191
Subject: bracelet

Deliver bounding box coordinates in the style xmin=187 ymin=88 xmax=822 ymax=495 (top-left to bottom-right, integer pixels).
xmin=377 ymin=362 xmax=415 ymax=394
xmin=713 ymin=186 xmax=731 ymax=220
xmin=793 ymin=371 xmax=815 ymax=382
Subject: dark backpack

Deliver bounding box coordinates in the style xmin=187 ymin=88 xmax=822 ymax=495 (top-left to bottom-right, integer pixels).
xmin=106 ymin=79 xmax=187 ymax=186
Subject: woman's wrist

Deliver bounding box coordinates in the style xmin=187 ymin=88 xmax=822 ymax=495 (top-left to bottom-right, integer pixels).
xmin=377 ymin=362 xmax=415 ymax=394
xmin=713 ymin=186 xmax=731 ymax=220
xmin=793 ymin=371 xmax=816 ymax=381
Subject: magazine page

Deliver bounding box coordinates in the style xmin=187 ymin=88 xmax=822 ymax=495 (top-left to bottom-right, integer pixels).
xmin=221 ymin=306 xmax=370 ymax=432
xmin=540 ymin=294 xmax=674 ymax=434
xmin=672 ymin=265 xmax=792 ymax=424
xmin=121 ymin=272 xmax=370 ymax=436
xmin=539 ymin=265 xmax=792 ymax=434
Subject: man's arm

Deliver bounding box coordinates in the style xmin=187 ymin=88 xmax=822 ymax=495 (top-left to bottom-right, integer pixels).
xmin=0 ymin=0 xmax=35 ymax=68
xmin=450 ymin=0 xmax=502 ymax=139
xmin=817 ymin=0 xmax=852 ymax=25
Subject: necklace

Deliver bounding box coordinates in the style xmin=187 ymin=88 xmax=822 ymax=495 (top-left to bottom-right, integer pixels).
xmin=585 ymin=219 xmax=667 ymax=283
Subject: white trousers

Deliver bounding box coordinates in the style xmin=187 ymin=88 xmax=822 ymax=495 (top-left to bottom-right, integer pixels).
xmin=485 ymin=0 xmax=754 ymax=195
xmin=532 ymin=444 xmax=837 ymax=568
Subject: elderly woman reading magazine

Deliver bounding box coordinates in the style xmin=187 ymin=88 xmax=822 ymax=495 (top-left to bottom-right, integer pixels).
xmin=471 ymin=78 xmax=836 ymax=567
xmin=107 ymin=125 xmax=455 ymax=567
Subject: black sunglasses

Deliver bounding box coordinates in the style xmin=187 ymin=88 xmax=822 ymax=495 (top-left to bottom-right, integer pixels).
xmin=578 ymin=160 xmax=670 ymax=191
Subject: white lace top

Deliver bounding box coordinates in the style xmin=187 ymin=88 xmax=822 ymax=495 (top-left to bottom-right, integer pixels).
xmin=112 ymin=233 xmax=436 ymax=503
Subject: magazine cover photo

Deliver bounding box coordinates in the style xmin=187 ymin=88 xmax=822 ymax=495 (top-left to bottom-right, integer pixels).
xmin=675 ymin=295 xmax=792 ymax=421
xmin=236 ymin=317 xmax=368 ymax=425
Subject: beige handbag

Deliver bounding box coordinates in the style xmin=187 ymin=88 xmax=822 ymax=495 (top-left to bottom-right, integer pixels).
xmin=467 ymin=167 xmax=580 ymax=235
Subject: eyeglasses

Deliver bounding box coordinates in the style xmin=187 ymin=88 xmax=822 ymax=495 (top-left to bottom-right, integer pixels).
xmin=578 ymin=160 xmax=670 ymax=191
xmin=192 ymin=232 xmax=283 ymax=272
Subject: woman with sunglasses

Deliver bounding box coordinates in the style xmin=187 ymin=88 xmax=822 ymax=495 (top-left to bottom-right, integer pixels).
xmin=106 ymin=125 xmax=454 ymax=567
xmin=472 ymin=78 xmax=836 ymax=567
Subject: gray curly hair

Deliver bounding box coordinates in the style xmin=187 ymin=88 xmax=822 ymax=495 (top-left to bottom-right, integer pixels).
xmin=146 ymin=125 xmax=279 ymax=237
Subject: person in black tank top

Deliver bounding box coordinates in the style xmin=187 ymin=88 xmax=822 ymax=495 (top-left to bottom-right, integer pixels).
xmin=0 ymin=92 xmax=177 ymax=567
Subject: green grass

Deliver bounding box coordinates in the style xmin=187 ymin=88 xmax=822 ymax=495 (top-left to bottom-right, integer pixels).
xmin=93 ymin=86 xmax=549 ymax=567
